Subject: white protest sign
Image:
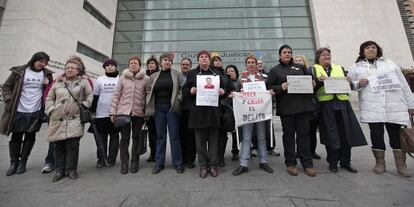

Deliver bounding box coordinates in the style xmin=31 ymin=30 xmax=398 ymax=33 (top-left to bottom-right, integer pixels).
xmin=232 ymin=92 xmax=272 ymax=127
xmin=324 ymin=77 xmax=351 ymax=94
xmin=367 ymin=73 xmax=401 ymax=93
xmin=196 ymin=75 xmax=220 ymax=106
xmin=287 ymin=75 xmax=313 ymax=94
xmin=242 ymin=81 xmax=267 ymax=92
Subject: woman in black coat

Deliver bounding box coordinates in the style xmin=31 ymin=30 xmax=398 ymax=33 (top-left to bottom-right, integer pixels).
xmin=267 ymin=45 xmax=316 ymax=177
xmin=183 ymin=50 xmax=227 ymax=178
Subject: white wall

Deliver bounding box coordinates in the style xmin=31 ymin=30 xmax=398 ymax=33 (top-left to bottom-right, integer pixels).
xmin=0 ymin=0 xmax=118 ymax=82
xmin=310 ymin=0 xmax=414 ymax=69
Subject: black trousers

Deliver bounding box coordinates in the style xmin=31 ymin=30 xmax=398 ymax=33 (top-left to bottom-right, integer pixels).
xmin=368 ymin=122 xmax=402 ymax=150
xmin=45 ymin=142 xmax=55 ymax=165
xmin=252 ymin=120 xmax=276 ymax=151
xmin=180 ymin=110 xmax=196 ymax=164
xmin=280 ymin=112 xmax=313 ymax=169
xmin=54 ymin=137 xmax=81 ymax=173
xmin=194 ymin=127 xmax=219 ymax=168
xmin=95 ymin=129 xmax=119 ymax=163
xmin=218 ymin=129 xmax=228 ymax=162
xmin=119 ymin=117 xmax=144 ymax=164
xmin=9 ymin=132 xmax=36 ymax=162
xmin=146 ymin=117 xmax=157 ymax=158
xmin=325 ymin=111 xmax=351 ymax=166
xmin=231 ymin=128 xmax=242 ymax=154
xmin=309 ymin=120 xmax=318 ymax=154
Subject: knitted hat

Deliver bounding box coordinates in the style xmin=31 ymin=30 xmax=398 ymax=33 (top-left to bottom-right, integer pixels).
xmin=103 ymin=58 xmax=117 ymax=68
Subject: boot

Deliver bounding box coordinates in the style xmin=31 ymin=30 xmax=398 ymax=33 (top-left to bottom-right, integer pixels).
xmin=130 ymin=159 xmax=139 ymax=173
xmin=6 ymin=140 xmax=21 ymax=176
xmin=393 ymin=149 xmax=412 ymax=177
xmin=16 ymin=139 xmax=35 ymax=174
xmin=119 ymin=139 xmax=129 ymax=174
xmin=372 ymin=149 xmax=385 ymax=174
xmin=130 ymin=139 xmax=139 ymax=173
xmin=6 ymin=161 xmax=18 ymax=176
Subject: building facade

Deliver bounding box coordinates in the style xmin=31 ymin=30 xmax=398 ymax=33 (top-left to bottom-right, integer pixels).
xmin=0 ymin=0 xmax=412 ymax=84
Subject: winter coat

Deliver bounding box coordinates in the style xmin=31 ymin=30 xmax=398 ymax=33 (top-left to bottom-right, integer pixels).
xmin=45 ymin=76 xmax=93 ymax=142
xmin=348 ymin=57 xmax=414 ymax=125
xmin=267 ymin=60 xmax=314 ymax=116
xmin=183 ymin=66 xmax=227 ymax=129
xmin=0 ymin=65 xmax=53 ymax=135
xmin=109 ymin=69 xmax=149 ymax=117
xmin=145 ymin=69 xmax=182 ymax=116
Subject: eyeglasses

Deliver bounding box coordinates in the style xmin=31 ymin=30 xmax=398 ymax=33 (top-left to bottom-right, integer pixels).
xmin=65 ymin=66 xmax=78 ymax=70
xmin=181 ymin=63 xmax=191 ymax=66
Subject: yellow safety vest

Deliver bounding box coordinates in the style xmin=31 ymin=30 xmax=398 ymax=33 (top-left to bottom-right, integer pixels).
xmin=313 ymin=64 xmax=350 ymax=102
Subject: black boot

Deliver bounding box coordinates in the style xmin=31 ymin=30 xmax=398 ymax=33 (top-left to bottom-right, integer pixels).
xmin=130 ymin=139 xmax=139 ymax=173
xmin=6 ymin=161 xmax=18 ymax=176
xmin=6 ymin=139 xmax=21 ymax=176
xmin=16 ymin=138 xmax=35 ymax=174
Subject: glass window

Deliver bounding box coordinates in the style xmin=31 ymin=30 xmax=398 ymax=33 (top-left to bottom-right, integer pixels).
xmin=77 ymin=42 xmax=108 ymax=63
xmin=280 ymin=7 xmax=309 ymax=17
xmin=112 ymin=0 xmax=316 ymax=71
xmin=114 ymin=31 xmax=144 ymax=42
xmin=83 ymin=1 xmax=112 ymax=29
xmin=113 ymin=42 xmax=143 ymax=53
xmin=280 ymin=0 xmax=307 ymax=6
xmin=283 ymin=27 xmax=313 ymax=38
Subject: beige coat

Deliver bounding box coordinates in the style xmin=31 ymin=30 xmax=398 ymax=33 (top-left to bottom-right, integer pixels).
xmin=45 ymin=76 xmax=93 ymax=142
xmin=109 ymin=68 xmax=149 ymax=117
xmin=145 ymin=69 xmax=182 ymax=116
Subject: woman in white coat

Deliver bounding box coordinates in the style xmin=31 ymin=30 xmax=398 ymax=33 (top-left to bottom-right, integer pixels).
xmin=349 ymin=40 xmax=414 ymax=177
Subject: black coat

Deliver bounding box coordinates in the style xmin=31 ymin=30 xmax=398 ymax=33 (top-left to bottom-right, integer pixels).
xmin=267 ymin=61 xmax=314 ymax=116
xmin=183 ymin=66 xmax=227 ymax=129
xmin=319 ymin=101 xmax=367 ymax=149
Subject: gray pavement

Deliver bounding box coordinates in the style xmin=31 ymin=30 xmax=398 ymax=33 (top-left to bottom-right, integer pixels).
xmin=1 ymin=104 xmax=414 ymax=207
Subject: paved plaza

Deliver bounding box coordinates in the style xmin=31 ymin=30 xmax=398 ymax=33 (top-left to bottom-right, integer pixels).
xmin=0 ymin=105 xmax=414 ymax=207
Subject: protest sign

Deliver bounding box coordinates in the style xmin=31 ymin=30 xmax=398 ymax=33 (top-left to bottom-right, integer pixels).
xmin=196 ymin=75 xmax=220 ymax=106
xmin=287 ymin=75 xmax=313 ymax=94
xmin=324 ymin=77 xmax=351 ymax=94
xmin=367 ymin=73 xmax=401 ymax=93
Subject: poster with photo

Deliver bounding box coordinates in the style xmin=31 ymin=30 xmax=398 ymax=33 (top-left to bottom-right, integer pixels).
xmin=196 ymin=75 xmax=220 ymax=106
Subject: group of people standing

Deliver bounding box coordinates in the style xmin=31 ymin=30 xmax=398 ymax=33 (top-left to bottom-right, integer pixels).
xmin=2 ymin=40 xmax=413 ymax=182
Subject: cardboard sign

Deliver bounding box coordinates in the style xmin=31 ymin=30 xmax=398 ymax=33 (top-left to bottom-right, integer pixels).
xmin=287 ymin=75 xmax=313 ymax=94
xmin=324 ymin=77 xmax=351 ymax=94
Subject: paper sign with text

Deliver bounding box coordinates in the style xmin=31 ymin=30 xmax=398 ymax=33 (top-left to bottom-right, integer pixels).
xmin=232 ymin=92 xmax=272 ymax=126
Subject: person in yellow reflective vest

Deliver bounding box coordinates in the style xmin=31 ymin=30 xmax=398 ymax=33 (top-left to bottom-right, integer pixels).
xmin=313 ymin=47 xmax=367 ymax=173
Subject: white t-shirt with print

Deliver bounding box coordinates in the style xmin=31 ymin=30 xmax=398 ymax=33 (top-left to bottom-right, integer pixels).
xmin=17 ymin=67 xmax=44 ymax=113
xmin=94 ymin=75 xmax=119 ymax=118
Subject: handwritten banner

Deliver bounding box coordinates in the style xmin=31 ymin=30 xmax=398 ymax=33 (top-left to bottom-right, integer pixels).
xmin=232 ymin=92 xmax=272 ymax=126
xmin=367 ymin=73 xmax=401 ymax=93
xmin=242 ymin=81 xmax=267 ymax=92
xmin=324 ymin=77 xmax=350 ymax=94
xmin=287 ymin=75 xmax=313 ymax=94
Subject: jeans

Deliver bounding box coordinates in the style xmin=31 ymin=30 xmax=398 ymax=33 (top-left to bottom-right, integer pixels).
xmin=9 ymin=132 xmax=36 ymax=162
xmin=368 ymin=122 xmax=402 ymax=150
xmin=45 ymin=142 xmax=55 ymax=165
xmin=146 ymin=117 xmax=157 ymax=158
xmin=154 ymin=104 xmax=182 ymax=168
xmin=240 ymin=121 xmax=267 ymax=167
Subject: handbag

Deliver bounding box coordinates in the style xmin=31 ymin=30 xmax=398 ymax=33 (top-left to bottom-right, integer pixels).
xmin=114 ymin=115 xmax=131 ymax=128
xmin=64 ymin=83 xmax=92 ymax=124
xmin=400 ymin=115 xmax=414 ymax=158
xmin=138 ymin=123 xmax=148 ymax=155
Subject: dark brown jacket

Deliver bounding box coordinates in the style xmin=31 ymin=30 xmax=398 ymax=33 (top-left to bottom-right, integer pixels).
xmin=0 ymin=65 xmax=53 ymax=135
